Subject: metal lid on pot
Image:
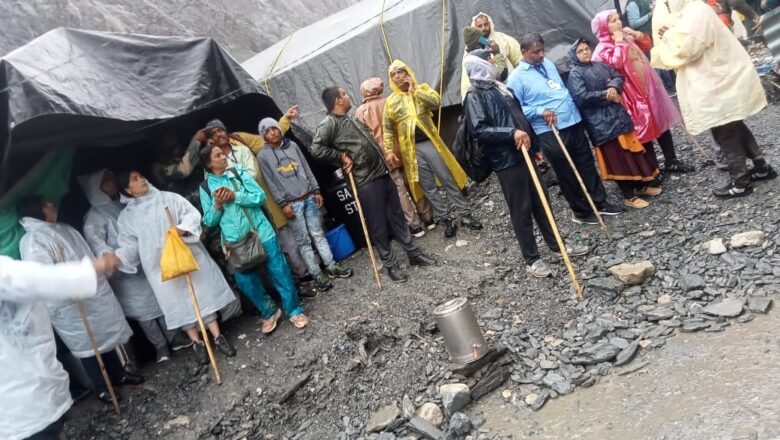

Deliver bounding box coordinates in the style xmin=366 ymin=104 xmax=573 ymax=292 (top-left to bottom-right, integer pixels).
xmin=433 ymin=297 xmax=468 ymax=317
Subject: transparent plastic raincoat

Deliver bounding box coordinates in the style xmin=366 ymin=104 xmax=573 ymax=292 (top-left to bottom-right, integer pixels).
xmin=79 ymin=170 xmax=163 ymax=321
xmin=115 ymin=185 xmax=236 ymax=329
xmin=0 ymin=256 xmax=97 ymax=440
xmin=19 ymin=218 xmax=132 ymax=357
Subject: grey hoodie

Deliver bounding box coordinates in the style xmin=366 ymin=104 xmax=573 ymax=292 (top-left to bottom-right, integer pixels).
xmin=256 ymin=138 xmax=320 ymax=206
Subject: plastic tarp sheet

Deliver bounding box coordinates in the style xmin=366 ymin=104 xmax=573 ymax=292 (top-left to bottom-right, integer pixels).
xmin=241 ymin=0 xmax=614 ymax=130
xmin=0 ymin=28 xmax=280 ymax=257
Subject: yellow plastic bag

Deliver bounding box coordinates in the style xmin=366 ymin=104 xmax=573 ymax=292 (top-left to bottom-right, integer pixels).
xmin=160 ymin=227 xmax=199 ymax=281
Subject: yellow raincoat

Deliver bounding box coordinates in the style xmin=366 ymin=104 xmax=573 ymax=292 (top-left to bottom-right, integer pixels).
xmin=383 ymin=60 xmax=468 ymax=202
xmin=460 ymin=12 xmax=522 ymax=99
xmin=650 ymin=0 xmax=766 ymax=135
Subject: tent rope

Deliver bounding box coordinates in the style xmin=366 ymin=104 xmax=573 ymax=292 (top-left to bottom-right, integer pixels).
xmin=437 ymin=0 xmax=446 ymax=131
xmin=263 ymin=33 xmax=295 ymax=95
xmin=380 ymin=0 xmax=393 ymax=61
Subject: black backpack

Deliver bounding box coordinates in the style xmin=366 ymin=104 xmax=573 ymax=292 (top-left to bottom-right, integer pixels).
xmin=453 ymin=92 xmax=492 ymax=183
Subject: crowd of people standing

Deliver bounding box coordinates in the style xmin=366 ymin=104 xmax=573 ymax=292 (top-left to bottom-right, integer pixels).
xmin=2 ymin=1 xmax=778 ymax=439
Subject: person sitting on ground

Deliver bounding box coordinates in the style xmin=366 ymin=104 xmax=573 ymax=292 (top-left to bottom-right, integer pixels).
xmin=567 ymin=38 xmax=663 ymax=209
xmin=355 ymin=77 xmax=434 ymax=238
xmin=1 ymin=248 xmax=118 ymax=439
xmin=463 ymin=50 xmax=590 ymax=278
xmin=384 ymin=60 xmax=483 ymax=238
xmin=18 ymin=196 xmax=142 ymax=404
xmin=79 ymin=169 xmax=191 ymax=363
xmin=310 ymin=86 xmax=438 ymax=283
xmin=652 ymin=0 xmax=777 ymax=198
xmin=114 ymin=171 xmax=238 ymax=365
xmin=256 ymin=118 xmax=353 ymax=292
xmin=507 ymin=33 xmax=624 ymax=225
xmin=591 ymin=10 xmax=692 ymax=174
xmin=460 ymin=12 xmax=522 ymax=98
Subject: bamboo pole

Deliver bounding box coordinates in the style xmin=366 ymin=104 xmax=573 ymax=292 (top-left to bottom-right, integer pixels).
xmin=347 ymin=172 xmax=382 ymax=289
xmin=164 ymin=208 xmax=222 ymax=385
xmin=550 ymin=125 xmax=612 ymax=241
xmin=519 ymin=149 xmax=586 ymax=301
xmin=54 ymin=244 xmax=121 ymax=415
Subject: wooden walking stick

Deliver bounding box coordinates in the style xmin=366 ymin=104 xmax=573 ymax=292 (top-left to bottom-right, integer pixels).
xmin=519 ymin=150 xmax=586 ymax=302
xmin=54 ymin=244 xmax=121 ymax=415
xmin=347 ymin=171 xmax=382 ymax=289
xmin=164 ymin=207 xmax=222 ymax=385
xmin=550 ymin=124 xmax=613 ymax=241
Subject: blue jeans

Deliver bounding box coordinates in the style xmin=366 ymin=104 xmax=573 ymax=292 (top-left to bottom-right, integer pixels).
xmin=288 ymin=196 xmax=334 ymax=276
xmin=232 ymin=237 xmax=303 ymax=319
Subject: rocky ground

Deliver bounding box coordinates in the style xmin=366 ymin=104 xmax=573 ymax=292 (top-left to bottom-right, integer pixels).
xmin=64 ymin=81 xmax=779 ymax=439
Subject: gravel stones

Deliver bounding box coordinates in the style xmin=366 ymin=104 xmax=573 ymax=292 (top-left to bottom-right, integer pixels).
xmin=679 ymin=273 xmax=706 ymax=292
xmin=365 ymin=405 xmax=400 ymax=433
xmin=542 ymin=372 xmax=574 ymax=395
xmin=445 ymin=413 xmax=472 ymax=439
xmin=730 ymin=231 xmax=765 ymax=248
xmin=613 ymin=341 xmax=639 ymax=367
xmin=406 ymin=417 xmax=444 ymax=440
xmin=702 ymin=238 xmax=727 ymax=255
xmin=571 ymin=342 xmax=621 ymax=365
xmin=587 ymin=277 xmax=623 ymax=297
xmin=416 ymin=403 xmax=444 ymax=427
xmin=608 ymin=261 xmax=656 ymax=285
xmin=438 ymin=383 xmax=471 ymax=417
xmin=680 ymin=319 xmax=710 ymax=332
xmin=747 ymin=297 xmax=773 ymax=314
xmin=703 ymin=298 xmax=745 ymax=317
xmin=645 ymin=307 xmax=675 ymax=321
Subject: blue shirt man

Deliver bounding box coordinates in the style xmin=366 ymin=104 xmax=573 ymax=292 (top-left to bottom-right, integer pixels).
xmin=506 ymin=58 xmax=582 ymax=135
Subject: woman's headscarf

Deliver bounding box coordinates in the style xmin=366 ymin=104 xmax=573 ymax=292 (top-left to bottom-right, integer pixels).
xmin=464 ymin=50 xmax=498 ymax=82
xmin=591 ymin=9 xmax=617 ymax=42
xmin=569 ymin=37 xmax=593 ymax=66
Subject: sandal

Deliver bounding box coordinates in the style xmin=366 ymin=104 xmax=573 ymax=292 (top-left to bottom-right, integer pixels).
xmin=261 ymin=308 xmax=282 ymax=334
xmin=624 ymin=197 xmax=649 ymax=209
xmin=289 ymin=314 xmax=310 ymax=329
xmin=636 ymin=186 xmax=662 ymax=197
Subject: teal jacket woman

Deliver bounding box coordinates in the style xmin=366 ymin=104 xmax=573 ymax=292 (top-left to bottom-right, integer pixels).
xmin=199 ymin=146 xmax=309 ymax=333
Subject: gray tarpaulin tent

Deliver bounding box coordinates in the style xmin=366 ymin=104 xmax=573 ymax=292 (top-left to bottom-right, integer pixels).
xmin=241 ymin=0 xmax=613 ymax=131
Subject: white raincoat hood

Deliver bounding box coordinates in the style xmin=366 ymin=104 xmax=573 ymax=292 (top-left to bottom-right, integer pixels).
xmin=77 ymin=169 xmax=113 ymax=207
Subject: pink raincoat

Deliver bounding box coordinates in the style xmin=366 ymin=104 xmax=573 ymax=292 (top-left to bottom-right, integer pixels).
xmin=591 ymin=10 xmax=682 ymax=143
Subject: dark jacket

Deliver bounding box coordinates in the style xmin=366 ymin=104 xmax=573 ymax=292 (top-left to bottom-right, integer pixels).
xmin=463 ymin=81 xmax=538 ymax=172
xmin=310 ymin=114 xmax=389 ymax=186
xmin=566 ymin=38 xmax=634 ymax=146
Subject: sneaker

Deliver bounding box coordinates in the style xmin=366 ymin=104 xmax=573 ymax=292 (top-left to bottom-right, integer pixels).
xmin=527 ymin=259 xmax=552 ymax=278
xmin=443 ymin=219 xmax=457 ymax=238
xmin=289 ymin=314 xmax=310 ymax=329
xmin=410 ymin=226 xmax=426 ymax=238
xmin=408 ymin=253 xmax=437 ymax=267
xmin=326 ymin=262 xmax=354 ymax=278
xmin=214 ymin=334 xmax=236 ymax=357
xmin=155 ymin=347 xmax=171 ymax=364
xmin=552 ymin=243 xmax=590 ymax=257
xmin=192 ymin=341 xmax=209 ymax=365
xmin=598 ymin=203 xmax=624 ymax=216
xmin=261 ymin=308 xmax=282 ymax=334
xmin=460 ymin=214 xmax=483 ymax=230
xmin=712 ymin=182 xmax=753 ymax=199
xmin=387 ymin=265 xmax=409 ymax=283
xmin=314 ymin=273 xmax=334 ymax=291
xmin=572 ymin=213 xmax=599 ymax=225
xmin=298 ymin=285 xmax=320 ymax=299
xmin=750 ymin=165 xmax=778 ymax=182
xmin=664 ymin=159 xmax=693 ymax=173
xmin=624 ymin=197 xmax=649 ymax=209
xmin=424 ymin=220 xmax=437 ymax=231
xmin=636 ymin=186 xmax=662 ymax=197
xmin=97 ymin=391 xmax=121 ymax=404
xmin=171 ymin=333 xmax=194 ymax=351
xmin=117 ymin=371 xmax=144 ymax=386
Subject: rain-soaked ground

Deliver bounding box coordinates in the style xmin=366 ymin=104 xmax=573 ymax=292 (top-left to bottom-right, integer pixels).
xmin=472 ymin=307 xmax=780 ymax=440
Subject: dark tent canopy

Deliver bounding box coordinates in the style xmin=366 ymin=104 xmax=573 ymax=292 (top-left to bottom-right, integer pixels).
xmin=241 ymin=0 xmax=613 ymax=131
xmin=0 ymin=28 xmax=282 ymax=257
